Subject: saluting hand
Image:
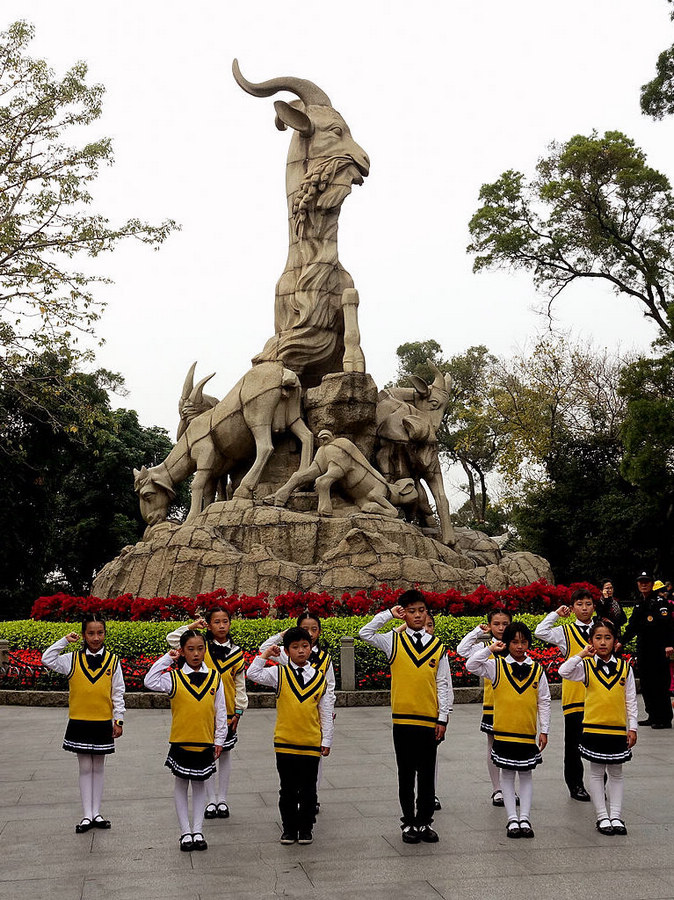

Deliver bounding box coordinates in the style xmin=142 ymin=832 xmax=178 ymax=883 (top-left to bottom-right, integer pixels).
xmin=390 ymin=605 xmax=405 ymax=620
xmin=479 ymin=623 xmax=491 ymax=633
xmin=556 ymin=605 xmax=571 ymax=618
xmin=168 ymin=649 xmax=181 ymax=660
xmin=189 ymin=617 xmax=207 ymax=630
xmin=65 ymin=632 xmax=80 ymax=643
xmin=491 ymin=640 xmax=506 ymax=653
xmin=579 ymin=644 xmax=594 ymax=658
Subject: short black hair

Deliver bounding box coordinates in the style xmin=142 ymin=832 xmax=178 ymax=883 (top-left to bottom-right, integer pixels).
xmin=179 ymin=629 xmax=206 ymax=649
xmin=283 ymin=626 xmax=312 ymax=650
xmin=502 ymin=621 xmax=532 ymax=647
xmin=398 ymin=589 xmax=427 ymax=609
xmin=487 ymin=606 xmax=512 ymax=623
xmin=570 ymin=589 xmax=595 ymax=605
xmin=205 ymin=605 xmax=230 ymax=624
xmin=82 ymin=613 xmax=106 ymax=630
xmin=590 ymin=619 xmax=617 ymax=640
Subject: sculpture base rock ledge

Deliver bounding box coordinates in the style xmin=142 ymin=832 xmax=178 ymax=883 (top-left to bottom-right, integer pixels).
xmin=91 ymin=500 xmax=553 ymax=600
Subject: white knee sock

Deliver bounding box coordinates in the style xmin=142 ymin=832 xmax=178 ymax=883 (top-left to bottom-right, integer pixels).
xmin=518 ymin=771 xmax=533 ymax=821
xmin=487 ymin=734 xmax=501 ymax=791
xmin=205 ymin=771 xmax=217 ymax=805
xmin=91 ymin=755 xmax=105 ymax=818
xmin=606 ymin=764 xmax=624 ymax=821
xmin=174 ymin=777 xmax=191 ymax=835
xmin=217 ymin=751 xmax=232 ymax=803
xmin=500 ymin=769 xmax=518 ymax=821
xmin=191 ymin=780 xmax=207 ymax=835
xmin=77 ymin=754 xmax=94 ymax=820
xmin=589 ymin=762 xmax=609 ymax=820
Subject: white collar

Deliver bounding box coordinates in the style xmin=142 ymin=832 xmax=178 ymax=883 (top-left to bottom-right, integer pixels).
xmin=595 ymin=654 xmax=617 ymax=664
xmin=210 ymin=637 xmax=232 ymax=647
xmin=405 ymin=627 xmax=428 ymax=639
xmin=181 ymin=662 xmax=209 ymax=674
xmin=505 ymin=654 xmax=532 ymax=665
xmin=291 ymin=663 xmax=316 ymax=677
xmin=85 ymin=648 xmax=104 ymax=656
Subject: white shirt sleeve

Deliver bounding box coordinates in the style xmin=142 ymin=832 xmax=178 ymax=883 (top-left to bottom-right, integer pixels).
xmin=558 ymin=654 xmax=585 ymax=681
xmin=436 ymin=654 xmax=453 ymax=723
xmin=537 ymin=670 xmax=551 ymax=734
xmin=259 ymin=631 xmax=285 ymax=655
xmin=233 ymin=664 xmax=249 ymax=713
xmin=465 ymin=643 xmax=497 ymax=681
xmin=324 ymin=659 xmax=336 ymax=705
xmin=214 ymin=681 xmax=228 ymax=746
xmin=41 ymin=636 xmax=74 ymax=675
xmin=166 ymin=624 xmax=189 ymax=650
xmin=143 ymin=652 xmax=175 ymax=693
xmin=456 ymin=625 xmax=488 ymax=658
xmin=112 ymin=660 xmax=126 ymax=721
xmin=358 ymin=610 xmax=394 ymax=656
xmin=246 ymin=655 xmax=280 ymax=690
xmin=318 ymin=684 xmax=335 ymax=747
xmin=534 ymin=612 xmax=567 ymax=653
xmin=625 ymin=669 xmax=638 ymax=732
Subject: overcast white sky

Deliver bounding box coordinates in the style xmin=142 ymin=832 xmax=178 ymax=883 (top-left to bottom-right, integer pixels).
xmin=7 ymin=0 xmax=674 ymax=451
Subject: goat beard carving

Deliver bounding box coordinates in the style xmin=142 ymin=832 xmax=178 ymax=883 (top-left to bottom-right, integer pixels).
xmin=292 ymin=155 xmax=363 ymax=240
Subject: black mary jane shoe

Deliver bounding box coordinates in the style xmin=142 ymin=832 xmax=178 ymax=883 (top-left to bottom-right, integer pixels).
xmin=92 ymin=815 xmax=111 ymax=829
xmin=569 ymin=786 xmax=591 ymax=802
xmin=179 ymin=833 xmax=194 ymax=852
xmin=216 ymin=802 xmax=230 ymax=818
xmin=417 ymin=825 xmax=439 ymax=843
xmin=506 ymin=820 xmax=521 ymax=839
xmin=75 ymin=818 xmax=93 ymax=833
xmin=491 ymin=790 xmax=505 ymax=807
xmin=434 ymin=796 xmax=442 ymax=811
xmin=518 ymin=818 xmax=534 ymax=838
xmin=204 ymin=803 xmax=217 ymax=819
xmin=401 ymin=825 xmax=420 ymax=844
xmin=191 ymin=832 xmax=208 ymax=851
xmin=610 ymin=818 xmax=627 ymax=835
xmin=596 ymin=818 xmax=614 ymax=836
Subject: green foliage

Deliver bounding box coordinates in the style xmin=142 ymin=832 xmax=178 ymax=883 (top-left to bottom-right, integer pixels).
xmin=468 ymin=131 xmax=674 ymax=344
xmin=641 ymin=44 xmax=674 ymax=119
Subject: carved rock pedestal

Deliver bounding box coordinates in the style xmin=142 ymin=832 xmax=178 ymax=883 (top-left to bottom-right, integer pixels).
xmin=91 ymin=500 xmax=553 ymax=600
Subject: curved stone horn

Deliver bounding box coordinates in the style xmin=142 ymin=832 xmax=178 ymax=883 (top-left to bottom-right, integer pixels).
xmin=232 ymin=59 xmax=331 ymax=108
xmin=181 ymin=361 xmax=197 ymax=404
xmin=426 ymin=358 xmax=448 ymax=392
xmin=190 ymin=372 xmax=216 ymax=407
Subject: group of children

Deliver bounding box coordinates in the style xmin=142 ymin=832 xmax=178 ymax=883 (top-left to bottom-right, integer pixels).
xmin=41 ymin=587 xmax=638 ymax=849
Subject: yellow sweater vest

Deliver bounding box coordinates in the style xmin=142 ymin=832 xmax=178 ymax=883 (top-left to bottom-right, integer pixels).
xmin=169 ymin=668 xmax=219 ymax=747
xmin=67 ymin=650 xmax=118 ymax=721
xmin=310 ymin=647 xmax=332 ymax=679
xmin=389 ymin=632 xmax=444 ymax=729
xmin=582 ymin=658 xmax=628 ymax=736
xmin=204 ymin=644 xmax=244 ymax=721
xmin=492 ymin=658 xmax=542 ymax=745
xmin=274 ymin=666 xmax=326 ymax=757
xmin=561 ymin=623 xmax=589 ymax=716
xmin=482 ymin=640 xmax=497 ymax=715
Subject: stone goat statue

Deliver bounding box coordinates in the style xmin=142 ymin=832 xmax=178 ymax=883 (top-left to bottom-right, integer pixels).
xmin=272 ymin=430 xmax=418 ymax=518
xmin=177 ymin=361 xmax=218 ymax=440
xmin=375 ymin=360 xmax=456 ymax=546
xmin=134 ymin=361 xmax=314 ymax=525
xmin=233 ymin=60 xmax=370 ymax=388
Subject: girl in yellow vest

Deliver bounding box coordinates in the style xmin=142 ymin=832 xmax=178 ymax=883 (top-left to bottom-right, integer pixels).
xmin=41 ymin=613 xmax=125 ymax=834
xmin=247 ymin=626 xmax=335 ymax=845
xmin=167 ymin=605 xmax=248 ymax=819
xmin=457 ymin=606 xmax=512 ymax=806
xmin=558 ymin=619 xmax=638 ymax=836
xmin=259 ymin=612 xmax=336 ymax=815
xmin=466 ymin=622 xmax=550 ymax=839
xmin=144 ymin=629 xmax=227 ymax=852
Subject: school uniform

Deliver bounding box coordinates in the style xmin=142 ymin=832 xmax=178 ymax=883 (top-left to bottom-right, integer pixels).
xmin=535 ymin=613 xmax=591 ymax=793
xmin=358 ymin=611 xmax=452 ymax=829
xmin=259 ymin=632 xmax=337 ymax=704
xmin=457 ymin=625 xmax=497 ymax=733
xmin=144 ymin=654 xmax=227 ymax=780
xmin=42 ymin=637 xmax=125 ymax=754
xmin=247 ymin=654 xmax=334 ymax=837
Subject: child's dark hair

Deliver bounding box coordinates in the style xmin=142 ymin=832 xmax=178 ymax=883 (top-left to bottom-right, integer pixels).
xmin=590 ymin=619 xmax=617 ymax=640
xmin=487 ymin=606 xmax=512 ymax=623
xmin=82 ymin=613 xmax=106 ymax=631
xmin=179 ymin=629 xmax=206 ymax=649
xmin=205 ymin=605 xmax=230 ymax=625
xmin=426 ymin=612 xmax=436 ymax=627
xmin=502 ymin=621 xmax=532 ymax=647
xmin=398 ymin=589 xmax=427 ymax=608
xmin=283 ymin=626 xmax=312 ymax=650
xmin=297 ymin=612 xmax=322 ymax=649
xmin=570 ymin=588 xmax=595 ymax=605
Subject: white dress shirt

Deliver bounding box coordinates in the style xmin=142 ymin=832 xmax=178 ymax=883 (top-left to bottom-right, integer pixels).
xmin=465 ymin=644 xmax=551 ymax=734
xmin=144 ymin=653 xmax=228 ymax=746
xmin=456 ymin=624 xmax=494 ymax=658
xmin=42 ymin=637 xmax=125 ymax=721
xmin=246 ymin=655 xmax=335 ymax=747
xmin=358 ymin=610 xmax=453 ymax=723
xmin=166 ymin=624 xmax=249 ymax=712
xmin=534 ymin=612 xmax=593 ymax=655
xmin=258 ymin=631 xmax=336 ymax=703
xmin=557 ymin=653 xmax=638 ymax=731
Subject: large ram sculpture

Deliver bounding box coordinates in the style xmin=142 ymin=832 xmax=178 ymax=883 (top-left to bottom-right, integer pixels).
xmin=233 ymin=60 xmax=370 ymax=388
xmin=134 ymin=361 xmax=313 ymax=526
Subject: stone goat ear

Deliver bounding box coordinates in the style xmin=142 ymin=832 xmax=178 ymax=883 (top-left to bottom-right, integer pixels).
xmin=274 ymin=100 xmax=314 ymax=137
xmin=409 ymin=375 xmax=429 ymax=397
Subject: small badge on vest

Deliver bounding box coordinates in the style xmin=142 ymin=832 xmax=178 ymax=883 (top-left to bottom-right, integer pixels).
xmin=429 ymin=658 xmax=437 ymax=668
xmin=619 ymin=677 xmax=626 ymax=686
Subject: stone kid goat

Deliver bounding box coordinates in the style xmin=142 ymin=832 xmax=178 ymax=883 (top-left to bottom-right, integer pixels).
xmin=134 ymin=361 xmax=313 ymax=526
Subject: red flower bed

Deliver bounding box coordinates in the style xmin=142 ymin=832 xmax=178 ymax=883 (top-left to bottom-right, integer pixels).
xmin=29 ymin=581 xmax=601 ymax=622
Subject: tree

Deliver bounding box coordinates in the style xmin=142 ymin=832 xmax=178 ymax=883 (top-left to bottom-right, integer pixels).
xmin=641 ymin=1 xmax=674 ymax=118
xmin=0 ymin=21 xmax=176 ymax=451
xmin=467 ymin=131 xmax=674 ymax=344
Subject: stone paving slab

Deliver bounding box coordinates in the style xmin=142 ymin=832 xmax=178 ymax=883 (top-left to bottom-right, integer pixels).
xmin=1 ymin=699 xmax=673 ymax=900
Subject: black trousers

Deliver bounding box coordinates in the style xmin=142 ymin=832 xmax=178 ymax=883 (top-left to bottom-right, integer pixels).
xmin=275 ymin=752 xmax=320 ymax=835
xmin=639 ymin=652 xmax=673 ymax=725
xmin=563 ymin=711 xmax=585 ymax=791
xmin=392 ymin=724 xmax=437 ymax=827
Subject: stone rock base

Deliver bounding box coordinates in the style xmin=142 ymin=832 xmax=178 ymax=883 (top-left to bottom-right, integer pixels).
xmin=91 ymin=499 xmax=553 ymax=599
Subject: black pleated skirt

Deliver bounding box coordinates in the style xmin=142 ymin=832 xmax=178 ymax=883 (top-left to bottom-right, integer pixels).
xmin=63 ymin=718 xmax=114 ymax=755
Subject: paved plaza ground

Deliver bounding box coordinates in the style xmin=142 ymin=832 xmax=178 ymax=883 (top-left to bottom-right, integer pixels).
xmin=1 ymin=699 xmax=673 ymax=900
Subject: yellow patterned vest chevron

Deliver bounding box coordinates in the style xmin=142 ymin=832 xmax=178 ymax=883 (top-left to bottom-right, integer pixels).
xmin=389 ymin=631 xmax=444 ymax=728
xmin=67 ymin=650 xmax=118 ymax=721
xmin=582 ymin=657 xmax=628 ymax=736
xmin=204 ymin=644 xmax=245 ymax=721
xmin=561 ymin=623 xmax=590 ymax=716
xmin=492 ymin=658 xmax=542 ymax=745
xmin=169 ymin=668 xmax=219 ymax=747
xmin=274 ymin=665 xmax=326 ymax=757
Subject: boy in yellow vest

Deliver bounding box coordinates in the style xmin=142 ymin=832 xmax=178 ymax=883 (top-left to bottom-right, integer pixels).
xmin=247 ymin=626 xmax=335 ymax=845
xmin=359 ymin=589 xmax=452 ymax=844
xmin=535 ymin=588 xmax=596 ymax=801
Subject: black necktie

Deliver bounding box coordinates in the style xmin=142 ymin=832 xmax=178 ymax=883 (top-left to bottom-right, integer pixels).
xmin=309 ymin=650 xmax=321 ymax=666
xmin=578 ymin=625 xmax=590 ymax=640
xmin=187 ymin=671 xmax=208 ymax=687
xmin=511 ymin=662 xmax=529 ymax=680
xmin=601 ymin=660 xmax=617 ymax=676
xmin=86 ymin=653 xmax=103 ymax=670
xmin=209 ymin=642 xmax=231 ymax=662
xmin=412 ymin=632 xmax=424 ymax=652
xmin=294 ymin=667 xmax=305 ymax=687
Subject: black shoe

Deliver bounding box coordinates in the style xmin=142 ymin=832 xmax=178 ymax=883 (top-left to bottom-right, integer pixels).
xmin=518 ymin=818 xmax=534 ymax=838
xmin=280 ymin=831 xmax=297 ymax=845
xmin=434 ymin=796 xmax=442 ymax=810
xmin=401 ymin=825 xmax=420 ymax=844
xmin=75 ymin=818 xmax=92 ymax=833
xmin=298 ymin=831 xmax=313 ymax=845
xmin=216 ymin=802 xmax=230 ymax=818
xmin=315 ymin=801 xmax=321 ymax=816
xmin=610 ymin=818 xmax=628 ymax=835
xmin=596 ymin=818 xmax=614 ymax=835
xmin=506 ymin=820 xmax=521 ymax=839
xmin=92 ymin=815 xmax=111 ymax=829
xmin=417 ymin=825 xmax=439 ymax=843
xmin=491 ymin=790 xmax=504 ymax=807
xmin=191 ymin=832 xmax=208 ymax=851
xmin=651 ymin=722 xmax=672 ymax=729
xmin=569 ymin=786 xmax=591 ymax=802
xmin=638 ymin=718 xmax=652 ymax=726
xmin=204 ymin=803 xmax=217 ymax=819
xmin=179 ymin=833 xmax=194 ymax=851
